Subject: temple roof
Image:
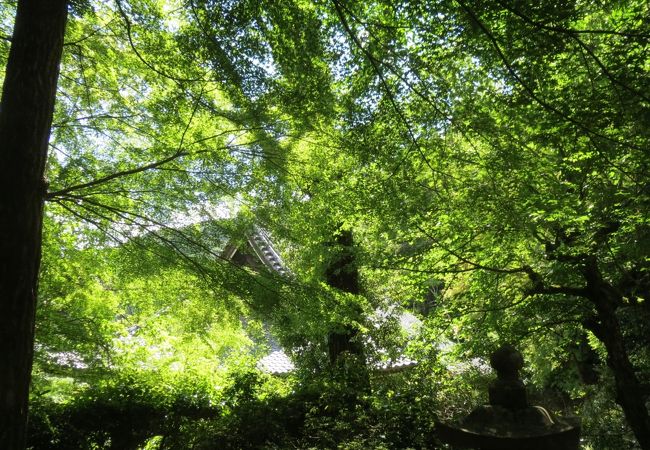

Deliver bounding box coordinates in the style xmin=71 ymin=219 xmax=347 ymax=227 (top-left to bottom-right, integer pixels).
xmin=224 ymin=227 xmax=420 ymax=375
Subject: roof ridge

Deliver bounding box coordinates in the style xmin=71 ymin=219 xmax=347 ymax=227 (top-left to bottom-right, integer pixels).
xmin=247 ymin=227 xmax=288 ymax=276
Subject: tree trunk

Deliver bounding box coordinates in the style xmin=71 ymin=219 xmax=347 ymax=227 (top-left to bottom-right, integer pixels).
xmin=0 ymin=1 xmax=68 ymax=448
xmin=325 ymin=228 xmax=363 ymax=364
xmin=324 ymin=228 xmax=370 ymax=395
xmin=584 ymin=263 xmax=650 ymax=449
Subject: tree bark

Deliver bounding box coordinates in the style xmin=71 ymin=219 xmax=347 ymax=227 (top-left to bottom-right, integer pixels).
xmin=324 ymin=228 xmax=370 ymax=396
xmin=0 ymin=1 xmax=68 ymax=448
xmin=325 ymin=228 xmax=363 ymax=364
xmin=583 ymin=263 xmax=650 ymax=449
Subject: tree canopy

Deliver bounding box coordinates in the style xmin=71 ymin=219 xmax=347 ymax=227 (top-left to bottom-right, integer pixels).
xmin=0 ymin=0 xmax=648 ymax=448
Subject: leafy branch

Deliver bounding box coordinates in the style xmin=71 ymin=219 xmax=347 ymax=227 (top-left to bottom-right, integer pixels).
xmin=454 ymin=0 xmax=644 ymax=152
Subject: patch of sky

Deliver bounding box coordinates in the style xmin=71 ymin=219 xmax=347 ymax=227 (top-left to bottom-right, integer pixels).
xmin=250 ymin=15 xmax=278 ymax=79
xmin=327 ymin=29 xmax=357 ymax=84
xmin=168 ymin=198 xmax=235 ymax=228
xmin=32 ymin=346 xmax=78 ymax=370
xmin=161 ymin=0 xmax=184 ymax=34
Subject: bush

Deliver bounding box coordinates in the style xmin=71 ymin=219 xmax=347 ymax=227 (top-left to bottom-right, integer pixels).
xmin=28 ymin=372 xmax=218 ymax=449
xmin=28 ymin=366 xmax=447 ymax=449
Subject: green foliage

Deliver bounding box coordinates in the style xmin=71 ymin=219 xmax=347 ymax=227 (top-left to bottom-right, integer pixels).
xmin=579 ymin=379 xmax=640 ymax=450
xmin=1 ymin=0 xmax=644 ymax=446
xmin=28 ymin=369 xmax=218 ymax=449
xmin=28 ymin=366 xmax=445 ymax=449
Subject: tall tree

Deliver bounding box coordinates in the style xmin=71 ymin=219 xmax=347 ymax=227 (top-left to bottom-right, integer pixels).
xmin=268 ymin=1 xmax=649 ymax=446
xmin=325 ymin=228 xmax=363 ymax=364
xmin=0 ymin=0 xmax=68 ymax=447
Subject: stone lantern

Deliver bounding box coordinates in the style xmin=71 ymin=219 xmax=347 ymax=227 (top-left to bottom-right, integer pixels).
xmin=436 ymin=345 xmax=580 ymax=449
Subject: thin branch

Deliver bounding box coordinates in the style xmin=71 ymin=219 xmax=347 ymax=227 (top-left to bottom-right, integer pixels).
xmin=572 ymin=36 xmax=650 ymax=103
xmin=50 ymin=198 xmax=126 ymax=244
xmin=414 ymin=223 xmax=529 ymax=275
xmin=497 ymin=0 xmax=650 ymax=103
xmin=461 ymin=294 xmax=532 ymax=315
xmin=331 ymin=0 xmax=442 ymax=181
xmin=519 ymin=317 xmax=583 ymax=339
xmin=370 ymin=264 xmax=477 ymax=275
xmin=524 ymin=266 xmax=589 ymax=297
xmin=55 ymin=193 xmax=287 ymax=296
xmin=52 ymin=113 xmax=142 ymax=128
xmin=114 ymin=0 xmax=205 ymax=83
xmin=454 ymin=0 xmax=644 ymax=152
xmin=46 ymin=149 xmax=188 ymax=199
xmin=176 ymin=84 xmax=205 ymax=154
xmin=63 ymin=20 xmax=115 ymax=47
xmin=495 ymin=0 xmax=650 ymax=40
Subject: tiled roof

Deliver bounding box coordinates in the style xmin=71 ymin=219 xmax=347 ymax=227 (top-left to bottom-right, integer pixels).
xmin=374 ymin=355 xmax=418 ymax=372
xmin=257 ymin=350 xmax=417 ymax=375
xmin=247 ymin=227 xmax=289 ymax=277
xmin=257 ymin=350 xmax=296 ymax=374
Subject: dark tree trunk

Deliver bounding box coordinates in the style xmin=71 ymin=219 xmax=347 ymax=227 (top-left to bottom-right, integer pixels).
xmin=583 ymin=263 xmax=650 ymax=449
xmin=324 ymin=228 xmax=369 ymax=395
xmin=573 ymin=334 xmax=599 ymax=385
xmin=0 ymin=1 xmax=68 ymax=448
xmin=325 ymin=228 xmax=363 ymax=364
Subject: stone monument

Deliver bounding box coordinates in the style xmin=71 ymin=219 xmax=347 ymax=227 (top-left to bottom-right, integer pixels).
xmin=436 ymin=344 xmax=580 ymax=449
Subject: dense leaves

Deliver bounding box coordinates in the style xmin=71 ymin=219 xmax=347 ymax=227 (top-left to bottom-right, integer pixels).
xmin=0 ymin=0 xmax=647 ymax=448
